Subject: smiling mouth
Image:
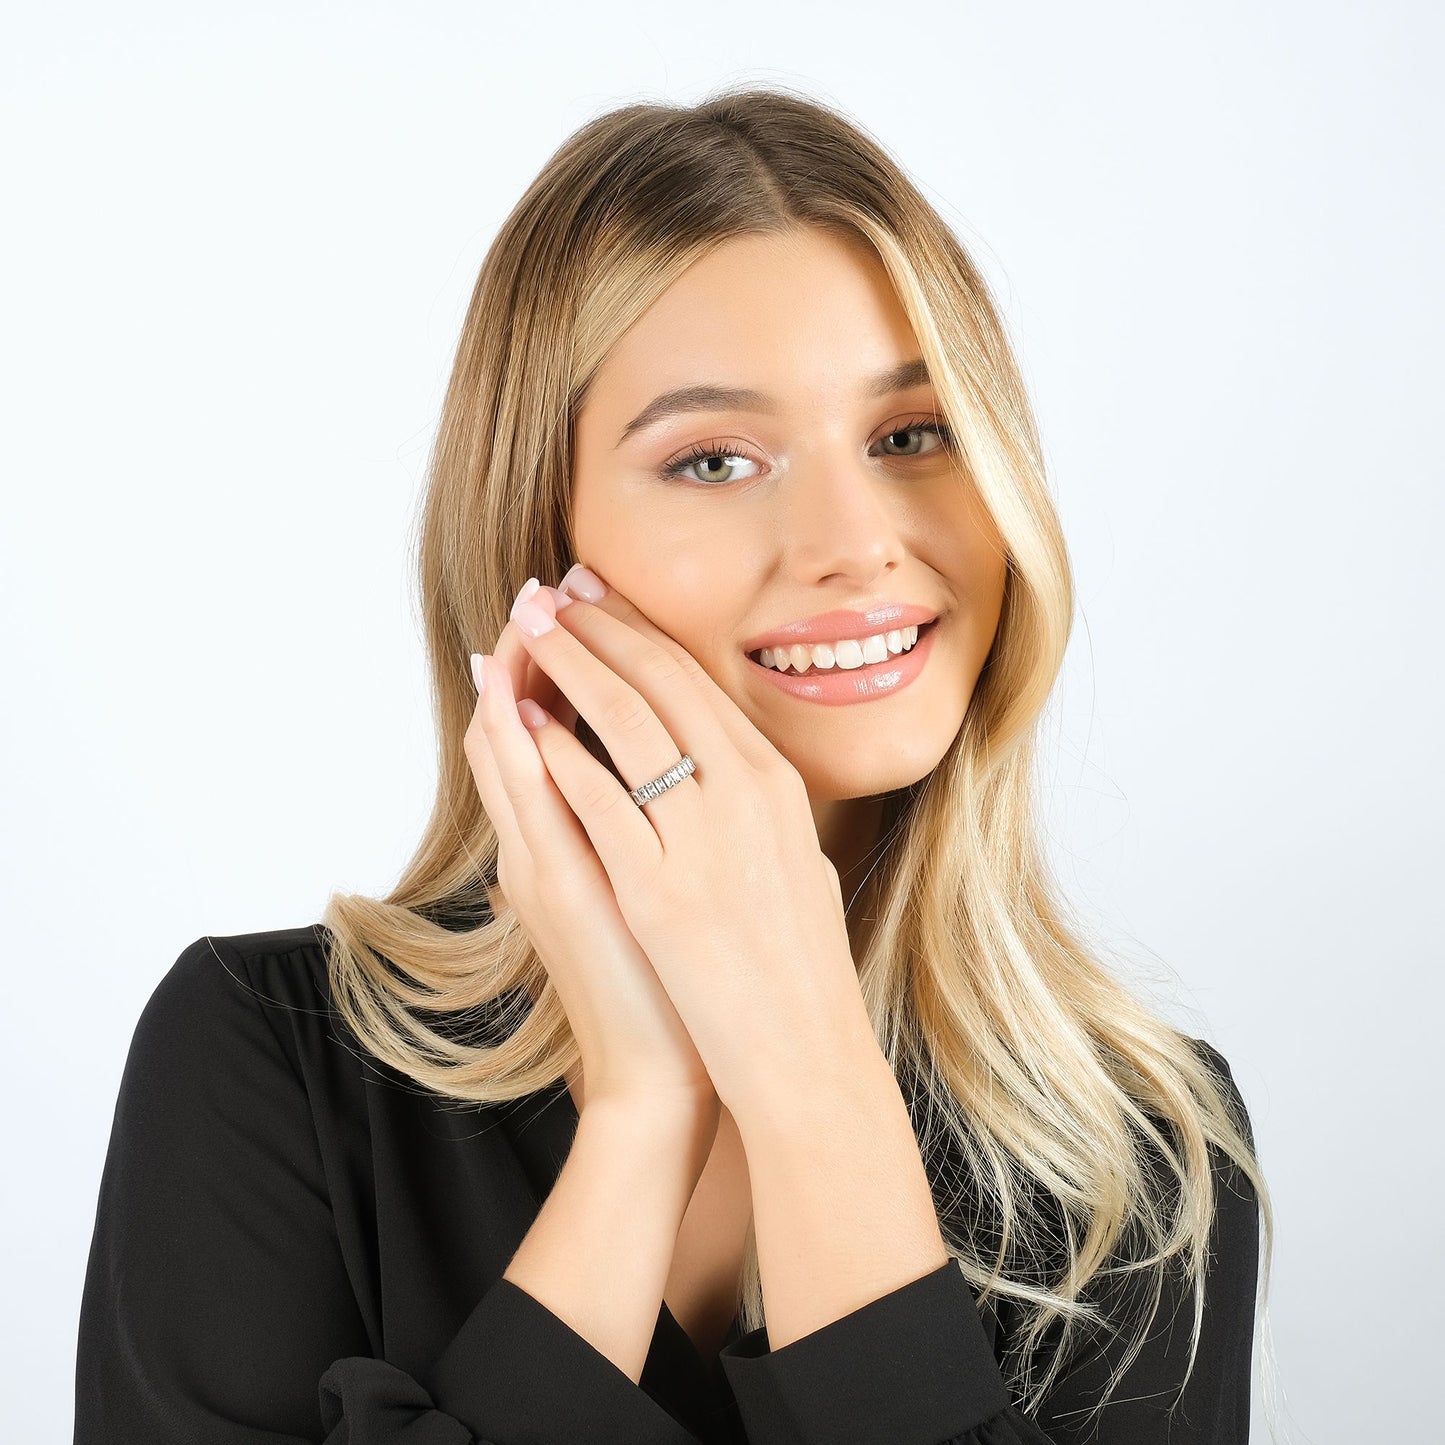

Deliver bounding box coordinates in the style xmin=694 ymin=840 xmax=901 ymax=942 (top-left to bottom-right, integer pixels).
xmin=746 ymin=617 xmax=939 ymax=676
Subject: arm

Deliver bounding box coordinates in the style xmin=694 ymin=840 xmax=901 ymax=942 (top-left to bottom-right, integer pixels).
xmin=730 ymin=1020 xmax=951 ymax=1351
xmin=502 ymin=1091 xmax=716 ymax=1385
xmin=717 ymin=1030 xmax=1259 ymax=1445
xmin=75 ymin=936 xmax=706 ymax=1444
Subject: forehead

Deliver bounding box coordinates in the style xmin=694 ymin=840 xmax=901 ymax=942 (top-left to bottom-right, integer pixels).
xmin=581 ymin=228 xmax=925 ymax=422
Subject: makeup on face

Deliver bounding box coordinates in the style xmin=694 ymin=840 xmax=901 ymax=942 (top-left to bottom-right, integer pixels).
xmin=744 ymin=615 xmax=942 ymax=706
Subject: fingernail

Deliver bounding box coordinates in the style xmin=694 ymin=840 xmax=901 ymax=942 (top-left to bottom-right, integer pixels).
xmin=510 ymin=576 xmax=556 ymax=637
xmin=558 ymin=563 xmax=607 ymax=602
xmin=516 ymin=698 xmax=549 ymax=730
xmin=470 ymin=653 xmax=486 ymax=695
xmin=550 ymin=585 xmax=573 ymax=610
xmin=512 ymin=597 xmax=556 ymax=637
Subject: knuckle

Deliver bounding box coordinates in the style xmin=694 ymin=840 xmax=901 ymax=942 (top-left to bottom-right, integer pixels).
xmin=500 ymin=771 xmax=531 ymax=810
xmin=600 ymin=688 xmax=652 ymax=738
xmin=639 ymin=648 xmax=687 ymax=689
xmin=584 ymin=774 xmax=629 ymax=819
xmin=497 ymin=854 xmax=540 ymax=914
xmin=676 ymin=652 xmax=711 ymax=690
xmin=763 ymin=752 xmax=805 ymax=792
xmin=463 ymin=717 xmax=491 ymax=758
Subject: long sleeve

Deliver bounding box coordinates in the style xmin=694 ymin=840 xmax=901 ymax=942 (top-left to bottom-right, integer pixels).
xmin=716 ymin=1042 xmax=1259 ymax=1445
xmin=74 ymin=936 xmax=703 ymax=1444
xmin=719 ymin=1260 xmax=1049 ymax=1445
xmin=76 ymin=931 xmax=1258 ymax=1445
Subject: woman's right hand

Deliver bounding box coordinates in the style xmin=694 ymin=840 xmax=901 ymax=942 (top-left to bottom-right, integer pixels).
xmin=464 ymin=582 xmax=721 ymax=1137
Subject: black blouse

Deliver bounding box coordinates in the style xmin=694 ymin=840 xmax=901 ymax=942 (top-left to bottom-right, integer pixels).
xmin=75 ymin=924 xmax=1260 ymax=1443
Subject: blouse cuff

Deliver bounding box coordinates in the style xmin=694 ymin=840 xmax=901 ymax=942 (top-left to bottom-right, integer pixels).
xmin=419 ymin=1275 xmax=702 ymax=1444
xmin=718 ymin=1260 xmax=1012 ymax=1445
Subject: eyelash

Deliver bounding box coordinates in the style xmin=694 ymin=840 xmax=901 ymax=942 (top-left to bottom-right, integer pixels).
xmin=658 ymin=419 xmax=957 ymax=485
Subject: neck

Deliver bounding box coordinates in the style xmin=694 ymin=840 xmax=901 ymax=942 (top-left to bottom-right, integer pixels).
xmin=811 ymin=792 xmax=888 ymax=964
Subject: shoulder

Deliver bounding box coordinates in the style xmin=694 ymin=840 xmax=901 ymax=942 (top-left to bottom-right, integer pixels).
xmin=1185 ymin=1034 xmax=1256 ymax=1153
xmin=140 ymin=923 xmax=332 ymax=1029
xmin=126 ymin=924 xmax=341 ymax=1101
xmin=1180 ymin=1037 xmax=1262 ymax=1270
xmin=102 ymin=930 xmax=357 ymax=1278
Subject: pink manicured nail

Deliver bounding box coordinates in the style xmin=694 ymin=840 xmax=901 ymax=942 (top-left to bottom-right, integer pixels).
xmin=512 ymin=598 xmax=555 ymax=637
xmin=516 ymin=698 xmax=549 ymax=730
xmin=511 ymin=577 xmax=556 ymax=637
xmin=470 ymin=653 xmax=486 ymax=695
xmin=558 ymin=563 xmax=607 ymax=602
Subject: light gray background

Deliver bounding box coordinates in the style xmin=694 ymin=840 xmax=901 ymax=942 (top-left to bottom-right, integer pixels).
xmin=4 ymin=4 xmax=1440 ymax=1440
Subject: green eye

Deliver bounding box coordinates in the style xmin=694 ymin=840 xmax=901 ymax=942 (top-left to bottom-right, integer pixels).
xmin=657 ymin=420 xmax=956 ymax=488
xmin=658 ymin=441 xmax=762 ymax=486
xmin=878 ymin=422 xmax=953 ymax=457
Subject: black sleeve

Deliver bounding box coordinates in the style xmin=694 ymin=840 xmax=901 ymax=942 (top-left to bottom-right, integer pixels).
xmin=74 ymin=937 xmax=703 ymax=1444
xmin=717 ymin=1041 xmax=1260 ymax=1445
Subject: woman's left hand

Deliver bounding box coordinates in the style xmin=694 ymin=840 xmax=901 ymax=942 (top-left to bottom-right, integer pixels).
xmin=504 ymin=568 xmax=878 ymax=1117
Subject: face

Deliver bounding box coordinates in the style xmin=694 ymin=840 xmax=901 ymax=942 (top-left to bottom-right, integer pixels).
xmin=569 ymin=226 xmax=1007 ymax=875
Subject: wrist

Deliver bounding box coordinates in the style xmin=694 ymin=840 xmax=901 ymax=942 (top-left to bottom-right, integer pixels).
xmin=724 ymin=1005 xmax=894 ymax=1137
xmin=579 ymin=1089 xmax=720 ymax=1182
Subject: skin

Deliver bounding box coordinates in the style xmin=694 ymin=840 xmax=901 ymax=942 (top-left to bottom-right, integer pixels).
xmin=500 ymin=226 xmax=1010 ymax=1366
xmin=568 ymin=225 xmax=1008 ymax=923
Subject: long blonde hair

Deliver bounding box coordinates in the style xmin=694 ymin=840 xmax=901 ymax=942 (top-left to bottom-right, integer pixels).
xmin=319 ymin=84 xmax=1274 ymax=1427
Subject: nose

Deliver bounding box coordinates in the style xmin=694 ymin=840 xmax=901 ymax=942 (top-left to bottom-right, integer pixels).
xmin=773 ymin=440 xmax=910 ymax=578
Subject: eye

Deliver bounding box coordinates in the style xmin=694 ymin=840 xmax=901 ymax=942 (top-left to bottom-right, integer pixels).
xmin=657 ymin=419 xmax=957 ymax=488
xmin=658 ymin=440 xmax=763 ymax=487
xmin=875 ymin=421 xmax=954 ymax=458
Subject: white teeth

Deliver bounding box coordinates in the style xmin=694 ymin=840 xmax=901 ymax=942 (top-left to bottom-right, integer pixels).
xmin=756 ymin=624 xmax=922 ymax=674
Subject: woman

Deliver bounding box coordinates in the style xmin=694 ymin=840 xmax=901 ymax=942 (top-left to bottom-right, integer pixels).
xmin=75 ymin=87 xmax=1273 ymax=1443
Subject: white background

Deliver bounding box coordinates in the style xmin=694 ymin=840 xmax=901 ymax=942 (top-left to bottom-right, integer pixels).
xmin=4 ymin=3 xmax=1440 ymax=1440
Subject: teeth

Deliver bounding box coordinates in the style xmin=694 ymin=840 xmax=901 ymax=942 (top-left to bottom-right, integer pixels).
xmin=756 ymin=624 xmax=922 ymax=674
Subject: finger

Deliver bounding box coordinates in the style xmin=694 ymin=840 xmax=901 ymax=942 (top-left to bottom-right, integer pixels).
xmin=491 ymin=613 xmax=577 ymax=734
xmin=548 ymin=672 xmax=580 ymax=734
xmin=465 ymin=641 xmax=569 ymax=865
xmin=512 ymin=590 xmax=738 ymax=817
xmin=464 ymin=654 xmax=525 ymax=846
xmin=515 ymin=686 xmax=671 ymax=894
xmin=472 ymin=645 xmax=595 ymax=864
xmin=525 ymin=650 xmax=577 ymax=733
xmin=553 ymin=584 xmax=776 ymax=771
xmin=491 ymin=617 xmax=540 ymax=712
xmin=470 ymin=619 xmax=577 ymax=859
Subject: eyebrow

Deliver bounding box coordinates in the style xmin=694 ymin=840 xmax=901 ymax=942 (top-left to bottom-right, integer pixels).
xmin=614 ymin=356 xmax=933 ymax=449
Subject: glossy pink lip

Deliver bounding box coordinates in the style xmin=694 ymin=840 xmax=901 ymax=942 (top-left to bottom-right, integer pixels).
xmin=746 ymin=616 xmax=941 ymax=705
xmin=741 ymin=603 xmax=939 ymax=655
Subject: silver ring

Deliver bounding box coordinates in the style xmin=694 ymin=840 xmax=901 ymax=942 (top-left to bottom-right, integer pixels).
xmin=628 ymin=754 xmax=696 ymax=807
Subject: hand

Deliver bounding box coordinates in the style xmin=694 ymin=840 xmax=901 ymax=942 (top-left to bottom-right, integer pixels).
xmin=463 ymin=584 xmax=720 ymax=1133
xmin=504 ymin=567 xmax=875 ymax=1118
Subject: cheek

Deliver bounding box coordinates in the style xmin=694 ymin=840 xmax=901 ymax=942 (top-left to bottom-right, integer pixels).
xmin=574 ymin=494 xmax=748 ymax=629
xmin=571 ymin=472 xmax=724 ymax=591
xmin=948 ymin=494 xmax=1009 ymax=604
xmin=970 ymin=539 xmax=1009 ymax=618
xmin=633 ymin=554 xmax=740 ymax=660
xmin=571 ymin=529 xmax=745 ymax=672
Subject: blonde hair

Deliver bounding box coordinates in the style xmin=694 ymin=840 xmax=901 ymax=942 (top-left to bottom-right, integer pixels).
xmin=319 ymin=84 xmax=1275 ymax=1430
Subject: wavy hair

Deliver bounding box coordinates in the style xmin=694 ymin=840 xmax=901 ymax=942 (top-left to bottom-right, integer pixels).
xmin=318 ymin=84 xmax=1275 ymax=1429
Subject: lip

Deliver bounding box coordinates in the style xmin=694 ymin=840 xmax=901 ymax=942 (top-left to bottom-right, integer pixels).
xmin=745 ymin=616 xmax=941 ymax=706
xmin=741 ymin=603 xmax=939 ymax=655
